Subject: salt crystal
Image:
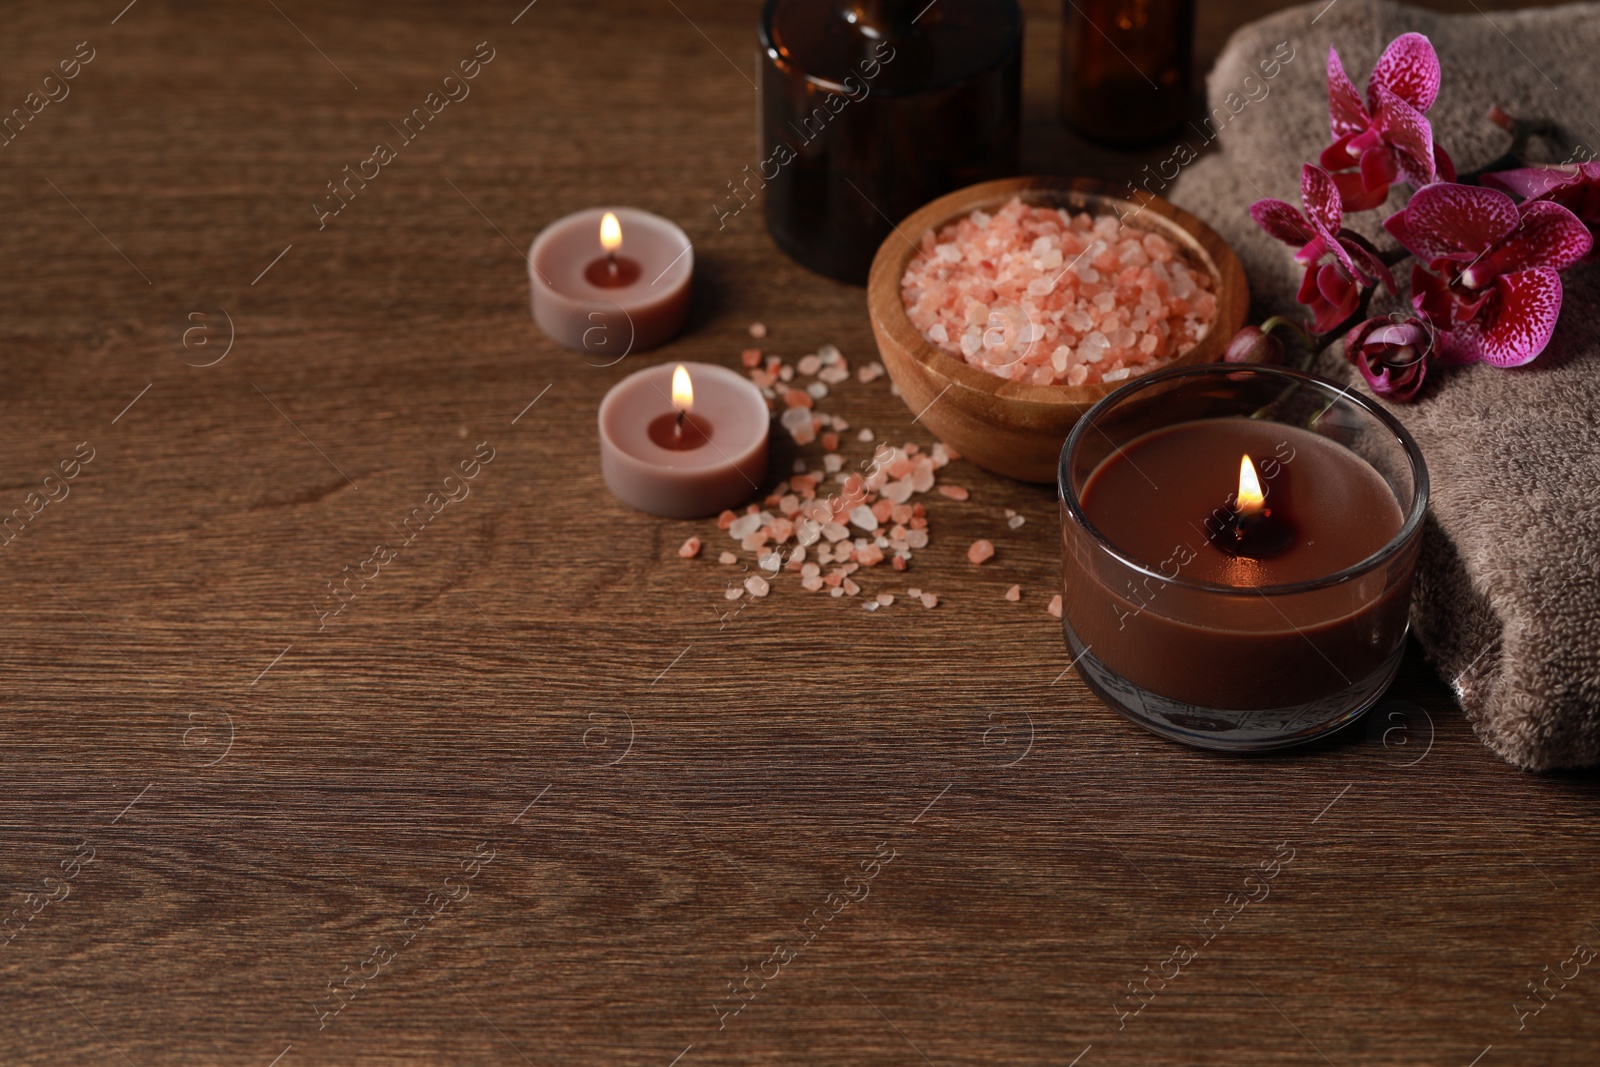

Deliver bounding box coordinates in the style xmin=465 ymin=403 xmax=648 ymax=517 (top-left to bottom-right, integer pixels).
xmin=759 ymin=555 xmax=781 ymax=574
xmin=728 ymin=513 xmax=763 ymax=539
xmin=719 ymin=551 xmax=737 ymax=565
xmin=822 ymin=522 xmax=850 ymax=542
xmin=679 ymin=537 xmax=702 ymax=559
xmin=920 ymin=593 xmax=938 ymax=609
xmin=818 ymin=365 xmax=849 ymax=385
xmin=793 ymin=458 xmax=807 ymax=473
xmin=908 ymin=587 xmax=922 ymax=598
xmin=1103 ymin=368 xmax=1130 ymax=382
xmin=865 ymin=601 xmax=880 ymax=611
xmin=819 ymin=344 xmax=842 ymax=365
xmin=807 ymin=382 xmax=829 ymax=400
xmin=1008 ymin=514 xmax=1026 ymax=530
xmin=858 ymin=428 xmax=875 ymax=442
xmin=877 ymin=593 xmax=894 ymax=606
xmin=831 ymin=586 xmax=844 ymax=597
xmin=725 ymin=587 xmax=743 ymax=600
xmin=938 ymin=485 xmax=969 ymax=501
xmin=906 ymin=529 xmax=929 ymax=549
xmin=823 ymin=454 xmax=844 ymax=473
xmin=1048 ymin=594 xmax=1063 ymax=618
xmin=741 ymin=348 xmax=762 ymax=368
xmin=749 ymin=322 xmax=767 ymax=339
xmin=849 ymin=505 xmax=879 ymax=532
xmin=842 ymin=578 xmax=860 ymax=596
xmin=797 ymin=354 xmax=822 ymax=376
xmin=967 ymin=539 xmax=995 ymax=564
xmin=779 ymin=365 xmax=795 ymax=382
xmin=802 ymin=575 xmax=823 ymax=591
xmin=744 ymin=575 xmax=770 ymax=597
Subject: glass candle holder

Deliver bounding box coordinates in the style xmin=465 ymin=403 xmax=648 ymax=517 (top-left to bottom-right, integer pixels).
xmin=1059 ymin=0 xmax=1194 ymax=146
xmin=1058 ymin=365 xmax=1429 ymax=751
xmin=757 ymin=0 xmax=1022 ymax=285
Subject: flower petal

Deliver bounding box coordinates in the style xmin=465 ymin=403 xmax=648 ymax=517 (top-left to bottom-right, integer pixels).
xmin=1301 ymin=164 xmax=1343 ymax=234
xmin=1446 ymin=268 xmax=1564 ymax=367
xmin=1384 ymin=182 xmax=1517 ymax=262
xmin=1250 ymin=198 xmax=1319 ymax=247
xmin=1339 ymin=231 xmax=1396 ymax=293
xmin=1332 ymin=168 xmax=1390 ymax=212
xmin=1478 ymin=200 xmax=1594 ymax=277
xmin=1327 ymin=47 xmax=1369 ymax=139
xmin=1319 ymin=135 xmax=1362 ymax=174
xmin=1371 ymin=87 xmax=1436 ymax=187
xmin=1482 ymin=164 xmax=1585 ymax=201
xmin=1434 ymin=143 xmax=1456 ymax=183
xmin=1369 ymin=32 xmax=1441 ymax=113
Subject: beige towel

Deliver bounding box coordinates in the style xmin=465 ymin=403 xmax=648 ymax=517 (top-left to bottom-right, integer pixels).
xmin=1164 ymin=0 xmax=1600 ymax=769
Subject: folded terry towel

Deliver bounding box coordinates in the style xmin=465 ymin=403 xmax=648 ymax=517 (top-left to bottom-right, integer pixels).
xmin=1166 ymin=0 xmax=1600 ymax=769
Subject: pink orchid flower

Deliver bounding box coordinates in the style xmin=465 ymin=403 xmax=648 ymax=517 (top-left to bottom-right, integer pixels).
xmin=1250 ymin=164 xmax=1396 ymax=333
xmin=1384 ymin=182 xmax=1592 ymax=366
xmin=1483 ymin=161 xmax=1600 ymax=260
xmin=1344 ymin=316 xmax=1434 ymax=401
xmin=1320 ymin=33 xmax=1455 ymax=212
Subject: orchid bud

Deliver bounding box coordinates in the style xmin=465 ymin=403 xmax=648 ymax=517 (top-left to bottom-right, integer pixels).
xmin=1223 ymin=325 xmax=1286 ymax=365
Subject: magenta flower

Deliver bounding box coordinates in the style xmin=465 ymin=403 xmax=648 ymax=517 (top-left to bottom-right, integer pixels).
xmin=1250 ymin=164 xmax=1396 ymax=333
xmin=1344 ymin=316 xmax=1434 ymax=401
xmin=1483 ymin=162 xmax=1600 ymax=260
xmin=1319 ymin=33 xmax=1455 ymax=212
xmin=1384 ymin=183 xmax=1592 ymax=366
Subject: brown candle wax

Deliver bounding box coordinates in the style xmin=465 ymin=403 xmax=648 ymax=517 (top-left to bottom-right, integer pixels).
xmin=1066 ymin=417 xmax=1407 ymax=710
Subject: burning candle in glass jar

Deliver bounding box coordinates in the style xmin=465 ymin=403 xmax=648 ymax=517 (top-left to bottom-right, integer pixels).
xmin=1057 ymin=365 xmax=1429 ymax=752
xmin=528 ymin=207 xmax=693 ymax=357
xmin=598 ymin=361 xmax=770 ymax=519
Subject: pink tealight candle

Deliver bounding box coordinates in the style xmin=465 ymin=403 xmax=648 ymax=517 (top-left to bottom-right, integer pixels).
xmin=529 ymin=207 xmax=693 ymax=358
xmin=599 ymin=362 xmax=770 ymax=518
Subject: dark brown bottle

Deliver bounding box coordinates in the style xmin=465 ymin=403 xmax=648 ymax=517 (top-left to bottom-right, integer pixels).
xmin=756 ymin=0 xmax=1022 ymax=285
xmin=1059 ymin=0 xmax=1193 ymax=146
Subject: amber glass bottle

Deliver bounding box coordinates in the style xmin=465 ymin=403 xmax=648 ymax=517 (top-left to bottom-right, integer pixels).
xmin=757 ymin=0 xmax=1022 ymax=285
xmin=1059 ymin=0 xmax=1194 ymax=146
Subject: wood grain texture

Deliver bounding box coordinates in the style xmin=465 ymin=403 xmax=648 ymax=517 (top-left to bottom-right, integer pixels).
xmin=868 ymin=175 xmax=1248 ymax=482
xmin=0 ymin=1 xmax=1596 ymax=1065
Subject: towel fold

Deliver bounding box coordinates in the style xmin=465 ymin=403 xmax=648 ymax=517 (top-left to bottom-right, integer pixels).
xmin=1166 ymin=0 xmax=1600 ymax=769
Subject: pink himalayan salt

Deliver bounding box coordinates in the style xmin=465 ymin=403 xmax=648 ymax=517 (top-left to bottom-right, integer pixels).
xmin=1004 ymin=584 xmax=1021 ymax=601
xmin=901 ymin=198 xmax=1219 ymax=387
xmin=1047 ymin=594 xmax=1063 ymax=618
xmin=968 ymin=539 xmax=995 ymax=564
xmin=719 ymin=551 xmax=737 ymax=565
xmin=749 ymin=322 xmax=767 ymax=339
xmin=938 ymin=485 xmax=970 ymax=501
xmin=679 ymin=537 xmax=702 ymax=559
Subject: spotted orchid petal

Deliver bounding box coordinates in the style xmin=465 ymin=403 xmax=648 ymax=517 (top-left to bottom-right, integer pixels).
xmin=1250 ymin=199 xmax=1319 ymax=247
xmin=1434 ymin=143 xmax=1457 ymax=183
xmin=1368 ymin=32 xmax=1441 ymax=114
xmin=1327 ymin=47 xmax=1368 ymax=139
xmin=1384 ymin=183 xmax=1518 ymax=264
xmin=1475 ymin=200 xmax=1593 ymax=280
xmin=1339 ymin=230 xmax=1396 ymax=293
xmin=1370 ymin=87 xmax=1437 ymax=188
xmin=1300 ymin=165 xmax=1343 ymax=234
xmin=1443 ymin=268 xmax=1564 ymax=367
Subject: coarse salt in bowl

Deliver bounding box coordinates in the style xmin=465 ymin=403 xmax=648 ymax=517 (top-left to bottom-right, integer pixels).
xmin=901 ymin=197 xmax=1219 ymax=388
xmin=867 ymin=177 xmax=1248 ymax=483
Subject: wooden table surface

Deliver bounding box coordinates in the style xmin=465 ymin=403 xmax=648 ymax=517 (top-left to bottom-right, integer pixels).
xmin=3 ymin=1 xmax=1596 ymax=1064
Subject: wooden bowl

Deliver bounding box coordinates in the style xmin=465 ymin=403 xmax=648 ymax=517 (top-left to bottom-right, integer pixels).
xmin=867 ymin=176 xmax=1249 ymax=483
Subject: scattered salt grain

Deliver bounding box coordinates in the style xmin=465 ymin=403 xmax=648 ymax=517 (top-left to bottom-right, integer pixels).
xmin=1047 ymin=594 xmax=1063 ymax=618
xmin=938 ymin=485 xmax=970 ymax=501
xmin=679 ymin=537 xmax=702 ymax=559
xmin=797 ymin=354 xmax=822 ymax=376
xmin=749 ymin=322 xmax=767 ymax=339
xmin=849 ymin=505 xmax=879 ymax=532
xmin=968 ymin=539 xmax=995 ymax=564
xmin=1004 ymin=584 xmax=1021 ymax=602
xmin=858 ymin=428 xmax=875 ymax=442
xmin=719 ymin=551 xmax=737 ymax=565
xmin=920 ymin=593 xmax=938 ymax=609
xmin=1008 ymin=514 xmax=1026 ymax=530
xmin=745 ymin=575 xmax=771 ymax=597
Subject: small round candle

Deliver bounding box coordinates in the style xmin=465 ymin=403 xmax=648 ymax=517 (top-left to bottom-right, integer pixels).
xmin=528 ymin=207 xmax=693 ymax=358
xmin=599 ymin=362 xmax=769 ymax=519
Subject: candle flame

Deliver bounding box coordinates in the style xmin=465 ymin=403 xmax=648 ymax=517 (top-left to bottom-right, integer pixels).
xmin=600 ymin=212 xmax=623 ymax=254
xmin=672 ymin=364 xmax=693 ymax=413
xmin=1236 ymin=454 xmax=1266 ymax=514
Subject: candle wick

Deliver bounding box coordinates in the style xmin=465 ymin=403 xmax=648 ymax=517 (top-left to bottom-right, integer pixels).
xmin=607 ymin=252 xmax=618 ymax=278
xmin=674 ymin=409 xmax=685 ymax=435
